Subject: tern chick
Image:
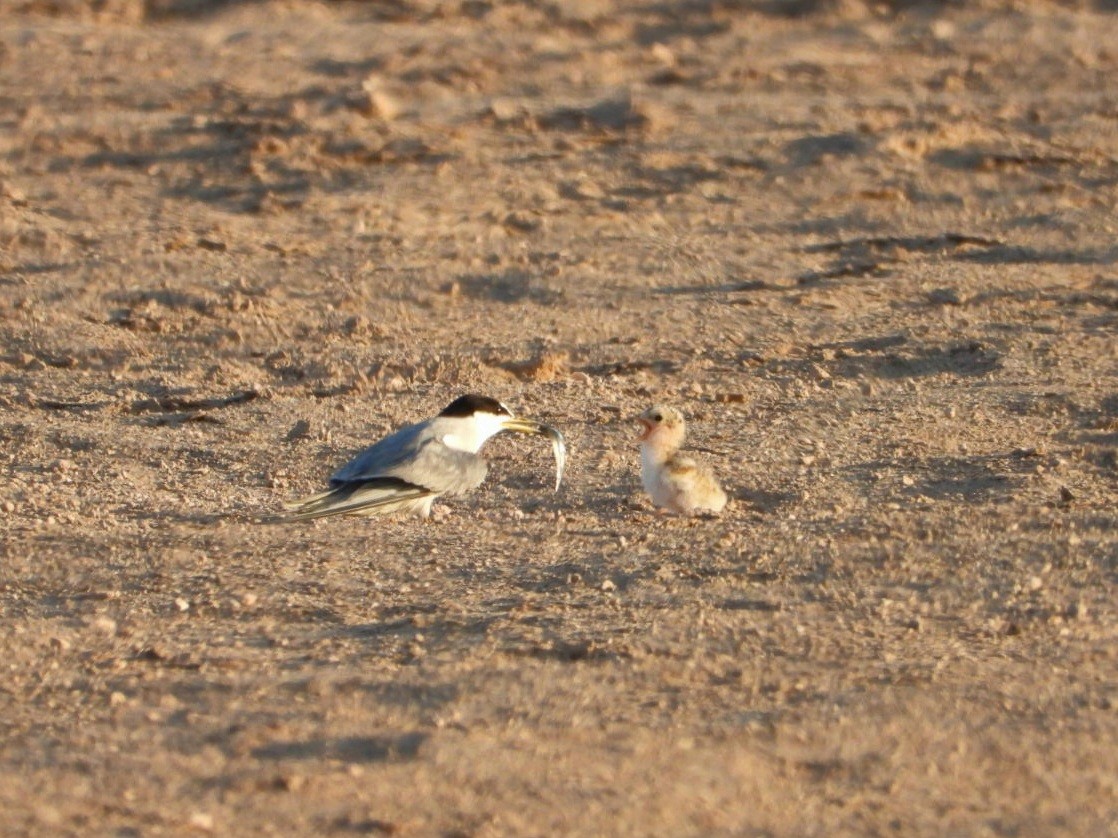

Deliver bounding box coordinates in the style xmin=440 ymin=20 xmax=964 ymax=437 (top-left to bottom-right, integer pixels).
xmin=637 ymin=405 xmax=727 ymax=515
xmin=286 ymin=394 xmax=566 ymax=520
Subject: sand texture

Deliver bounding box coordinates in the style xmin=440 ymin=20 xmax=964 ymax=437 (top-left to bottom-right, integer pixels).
xmin=1 ymin=1 xmax=1117 ymax=835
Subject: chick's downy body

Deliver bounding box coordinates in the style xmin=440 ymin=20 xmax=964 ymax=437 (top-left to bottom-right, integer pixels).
xmin=637 ymin=405 xmax=727 ymax=515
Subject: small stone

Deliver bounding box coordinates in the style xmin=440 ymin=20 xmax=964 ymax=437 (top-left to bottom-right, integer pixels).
xmin=931 ymin=19 xmax=956 ymax=40
xmin=488 ymin=98 xmax=525 ymax=122
xmin=91 ymin=616 xmax=117 ymax=636
xmin=927 ymin=287 xmax=965 ymax=305
xmin=110 ymin=691 xmax=128 ymax=707
xmin=650 ymin=42 xmax=676 ymax=66
xmin=365 ymin=89 xmax=400 ymax=121
xmin=600 ymin=579 xmax=616 ymax=593
xmin=2 ymin=500 xmax=14 ymax=513
xmin=174 ymin=598 xmax=191 ymax=613
xmin=241 ymin=592 xmax=258 ymax=607
xmin=35 ymin=805 xmax=64 ymax=828
xmin=188 ymin=812 xmax=215 ymax=832
xmin=560 ymin=177 xmax=605 ymax=201
xmin=1027 ymin=575 xmax=1043 ymax=592
xmin=278 ymin=773 xmax=304 ymax=792
xmin=343 ymin=314 xmax=371 ymax=336
xmin=502 ymin=211 xmax=541 ymax=233
xmin=2 ymin=182 xmax=28 ymax=203
xmin=284 ymin=420 xmax=311 ymax=443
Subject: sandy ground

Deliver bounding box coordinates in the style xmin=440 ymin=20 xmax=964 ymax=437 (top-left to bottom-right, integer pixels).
xmin=1 ymin=0 xmax=1117 ymax=835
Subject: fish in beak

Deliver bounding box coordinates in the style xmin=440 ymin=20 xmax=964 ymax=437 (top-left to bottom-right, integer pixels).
xmin=500 ymin=417 xmax=567 ymax=491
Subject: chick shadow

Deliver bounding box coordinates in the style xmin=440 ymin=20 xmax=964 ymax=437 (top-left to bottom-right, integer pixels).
xmin=251 ymin=731 xmax=426 ymax=763
xmin=455 ymin=270 xmax=563 ymax=305
xmin=733 ymin=486 xmax=798 ymax=514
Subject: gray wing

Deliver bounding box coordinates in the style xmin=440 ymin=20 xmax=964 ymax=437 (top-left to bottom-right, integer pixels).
xmin=330 ymin=421 xmax=487 ymax=495
xmin=330 ymin=421 xmax=428 ymax=483
xmin=383 ymin=438 xmax=488 ymax=495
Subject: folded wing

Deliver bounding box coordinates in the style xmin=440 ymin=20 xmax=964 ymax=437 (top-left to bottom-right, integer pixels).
xmin=287 ymin=430 xmax=489 ymax=520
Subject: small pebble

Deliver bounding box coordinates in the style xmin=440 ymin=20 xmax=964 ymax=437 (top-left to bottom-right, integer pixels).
xmin=927 ymin=287 xmax=964 ymax=305
xmin=91 ymin=616 xmax=117 ymax=636
xmin=188 ymin=812 xmax=215 ymax=832
xmin=35 ymin=805 xmax=63 ymax=827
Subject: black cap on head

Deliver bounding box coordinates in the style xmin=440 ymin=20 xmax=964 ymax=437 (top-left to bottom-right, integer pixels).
xmin=439 ymin=394 xmax=511 ymax=418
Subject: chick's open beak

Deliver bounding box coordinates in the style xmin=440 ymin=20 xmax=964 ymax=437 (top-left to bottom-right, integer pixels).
xmin=636 ymin=416 xmax=654 ymax=442
xmin=500 ymin=417 xmax=567 ymax=491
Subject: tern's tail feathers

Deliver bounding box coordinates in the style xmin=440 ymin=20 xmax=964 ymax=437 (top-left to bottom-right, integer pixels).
xmin=285 ymin=479 xmax=435 ymax=520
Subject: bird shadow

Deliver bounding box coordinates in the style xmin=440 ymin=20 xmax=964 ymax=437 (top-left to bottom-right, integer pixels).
xmin=455 ymin=270 xmax=564 ymax=305
xmin=251 ymin=732 xmax=426 ymax=763
xmin=734 ymin=487 xmax=798 ymax=513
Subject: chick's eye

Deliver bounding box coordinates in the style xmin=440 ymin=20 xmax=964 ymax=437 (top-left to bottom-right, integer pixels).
xmin=652 ymin=413 xmax=662 ymax=422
